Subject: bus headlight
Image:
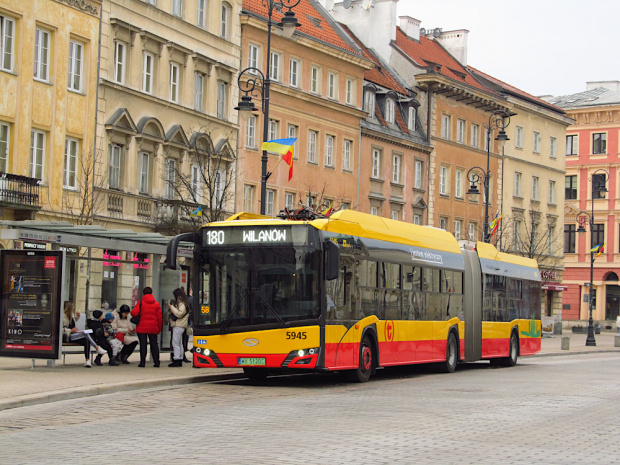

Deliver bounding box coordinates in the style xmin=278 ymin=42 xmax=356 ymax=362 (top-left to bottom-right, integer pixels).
xmin=195 ymin=347 xmax=210 ymax=356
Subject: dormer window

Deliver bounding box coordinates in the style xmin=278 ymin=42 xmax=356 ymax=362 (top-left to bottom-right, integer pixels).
xmin=385 ymin=98 xmax=395 ymax=124
xmin=408 ymin=107 xmax=416 ymax=131
xmin=363 ymin=90 xmax=375 ymax=116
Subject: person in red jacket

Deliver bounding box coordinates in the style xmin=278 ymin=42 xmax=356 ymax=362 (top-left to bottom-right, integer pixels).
xmin=131 ymin=286 xmax=163 ymax=368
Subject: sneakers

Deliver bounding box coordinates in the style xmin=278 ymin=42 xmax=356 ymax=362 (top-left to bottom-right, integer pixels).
xmin=96 ymin=346 xmax=106 ymax=355
xmin=84 ymin=359 xmax=92 ymax=368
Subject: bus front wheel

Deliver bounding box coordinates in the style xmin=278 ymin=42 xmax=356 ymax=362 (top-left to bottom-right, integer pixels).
xmin=502 ymin=332 xmax=519 ymax=367
xmin=348 ymin=335 xmax=374 ymax=383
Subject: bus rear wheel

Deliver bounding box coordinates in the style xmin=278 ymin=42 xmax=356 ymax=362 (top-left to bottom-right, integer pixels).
xmin=348 ymin=335 xmax=374 ymax=383
xmin=439 ymin=332 xmax=458 ymax=373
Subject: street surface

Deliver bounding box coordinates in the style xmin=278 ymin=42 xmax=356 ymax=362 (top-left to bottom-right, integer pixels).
xmin=0 ymin=353 xmax=619 ymax=465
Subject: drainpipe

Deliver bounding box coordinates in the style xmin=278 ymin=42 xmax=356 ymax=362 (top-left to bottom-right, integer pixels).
xmin=356 ymin=125 xmax=362 ymax=211
xmin=425 ymin=87 xmax=433 ymax=225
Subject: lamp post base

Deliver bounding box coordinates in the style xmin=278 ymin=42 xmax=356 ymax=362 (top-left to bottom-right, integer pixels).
xmin=585 ymin=326 xmax=597 ymax=346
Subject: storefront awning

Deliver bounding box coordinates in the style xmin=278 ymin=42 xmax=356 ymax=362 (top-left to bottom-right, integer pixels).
xmin=0 ymin=221 xmax=188 ymax=255
xmin=542 ymin=283 xmax=568 ymax=292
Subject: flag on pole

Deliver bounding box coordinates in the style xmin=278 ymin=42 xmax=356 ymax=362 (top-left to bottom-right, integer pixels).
xmin=190 ymin=206 xmax=202 ymax=217
xmin=321 ymin=202 xmax=334 ymax=217
xmin=489 ymin=212 xmax=503 ymax=237
xmin=261 ymin=138 xmax=296 ymax=181
xmin=596 ymin=243 xmax=606 ymax=257
xmin=589 ymin=243 xmax=601 ymax=253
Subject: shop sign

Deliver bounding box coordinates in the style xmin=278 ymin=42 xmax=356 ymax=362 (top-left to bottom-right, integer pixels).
xmin=103 ymin=251 xmax=121 ymax=267
xmin=18 ymin=232 xmax=60 ymax=243
xmin=23 ymin=242 xmax=47 ymax=250
xmin=133 ymin=256 xmax=150 ymax=269
xmin=541 ymin=270 xmax=557 ymax=280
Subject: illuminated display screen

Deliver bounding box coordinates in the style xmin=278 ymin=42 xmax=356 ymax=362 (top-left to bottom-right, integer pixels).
xmin=202 ymin=225 xmax=317 ymax=248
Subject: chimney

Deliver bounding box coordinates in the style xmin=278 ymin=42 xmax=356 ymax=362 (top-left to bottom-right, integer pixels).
xmin=436 ymin=29 xmax=469 ymax=66
xmin=399 ymin=16 xmax=421 ymax=41
xmin=586 ymin=81 xmax=620 ymax=92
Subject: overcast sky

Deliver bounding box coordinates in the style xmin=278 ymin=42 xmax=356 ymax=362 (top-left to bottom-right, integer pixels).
xmin=396 ymin=0 xmax=620 ymax=98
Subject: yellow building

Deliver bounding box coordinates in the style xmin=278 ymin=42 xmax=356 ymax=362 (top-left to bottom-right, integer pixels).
xmin=0 ymin=0 xmax=101 ymax=222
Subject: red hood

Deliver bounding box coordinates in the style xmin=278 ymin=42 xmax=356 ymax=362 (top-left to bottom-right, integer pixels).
xmin=142 ymin=294 xmax=157 ymax=305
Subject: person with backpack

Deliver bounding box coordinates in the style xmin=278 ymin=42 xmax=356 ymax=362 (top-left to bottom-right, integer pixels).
xmin=167 ymin=287 xmax=190 ymax=367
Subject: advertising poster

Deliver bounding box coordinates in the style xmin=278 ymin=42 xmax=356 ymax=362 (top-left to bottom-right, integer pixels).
xmin=0 ymin=250 xmax=64 ymax=359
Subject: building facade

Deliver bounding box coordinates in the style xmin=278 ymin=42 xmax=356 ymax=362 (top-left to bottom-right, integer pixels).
xmin=548 ymin=82 xmax=620 ymax=326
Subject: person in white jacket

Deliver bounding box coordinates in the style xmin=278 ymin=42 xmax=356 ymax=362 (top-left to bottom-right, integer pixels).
xmin=167 ymin=288 xmax=190 ymax=367
xmin=113 ymin=305 xmax=139 ymax=364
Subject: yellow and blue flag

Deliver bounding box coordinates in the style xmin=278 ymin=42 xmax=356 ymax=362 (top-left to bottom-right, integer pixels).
xmin=596 ymin=243 xmax=606 ymax=257
xmin=589 ymin=243 xmax=601 ymax=253
xmin=190 ymin=206 xmax=202 ymax=217
xmin=261 ymin=138 xmax=296 ymax=181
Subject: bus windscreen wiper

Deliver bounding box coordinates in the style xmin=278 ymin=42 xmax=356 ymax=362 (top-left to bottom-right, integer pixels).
xmin=219 ymin=288 xmax=249 ymax=334
xmin=252 ymin=288 xmax=287 ymax=326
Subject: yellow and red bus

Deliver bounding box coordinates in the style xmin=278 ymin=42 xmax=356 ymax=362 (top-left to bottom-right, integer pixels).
xmin=166 ymin=209 xmax=541 ymax=382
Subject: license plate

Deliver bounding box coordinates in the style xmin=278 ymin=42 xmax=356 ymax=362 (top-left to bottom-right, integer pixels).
xmin=238 ymin=357 xmax=266 ymax=366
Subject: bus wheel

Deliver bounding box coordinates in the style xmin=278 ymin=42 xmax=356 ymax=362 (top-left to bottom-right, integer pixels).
xmin=440 ymin=332 xmax=458 ymax=373
xmin=349 ymin=335 xmax=374 ymax=383
xmin=244 ymin=367 xmax=268 ymax=382
xmin=501 ymin=332 xmax=519 ymax=367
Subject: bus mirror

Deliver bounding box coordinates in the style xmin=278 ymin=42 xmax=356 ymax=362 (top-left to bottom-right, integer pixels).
xmin=325 ymin=240 xmax=340 ymax=281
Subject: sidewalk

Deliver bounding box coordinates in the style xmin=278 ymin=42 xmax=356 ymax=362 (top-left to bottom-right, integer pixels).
xmin=0 ymin=331 xmax=618 ymax=412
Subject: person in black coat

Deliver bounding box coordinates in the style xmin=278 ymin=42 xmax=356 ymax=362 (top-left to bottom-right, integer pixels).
xmin=87 ymin=310 xmax=119 ymax=366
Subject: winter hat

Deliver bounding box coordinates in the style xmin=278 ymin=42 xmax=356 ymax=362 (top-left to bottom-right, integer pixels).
xmin=105 ymin=312 xmax=114 ymax=321
xmin=92 ymin=310 xmax=103 ymax=319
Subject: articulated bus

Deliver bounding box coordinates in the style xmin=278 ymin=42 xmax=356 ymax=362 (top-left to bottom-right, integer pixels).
xmin=166 ymin=209 xmax=541 ymax=382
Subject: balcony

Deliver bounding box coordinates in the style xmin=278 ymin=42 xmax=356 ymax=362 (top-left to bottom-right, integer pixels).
xmin=0 ymin=173 xmax=42 ymax=219
xmin=154 ymin=198 xmax=201 ymax=234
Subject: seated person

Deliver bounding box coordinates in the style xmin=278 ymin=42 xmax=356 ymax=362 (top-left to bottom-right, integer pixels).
xmin=103 ymin=312 xmax=124 ymax=362
xmin=63 ymin=301 xmax=105 ymax=368
xmin=113 ymin=305 xmax=139 ymax=364
xmin=87 ymin=310 xmax=119 ymax=366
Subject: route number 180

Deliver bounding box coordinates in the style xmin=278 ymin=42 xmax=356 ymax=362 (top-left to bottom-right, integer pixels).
xmin=206 ymin=230 xmax=225 ymax=245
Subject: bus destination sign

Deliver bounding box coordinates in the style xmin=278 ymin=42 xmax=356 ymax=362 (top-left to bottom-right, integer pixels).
xmin=204 ymin=226 xmax=300 ymax=247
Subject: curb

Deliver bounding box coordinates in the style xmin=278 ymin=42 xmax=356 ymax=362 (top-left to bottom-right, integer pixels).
xmin=0 ymin=371 xmax=245 ymax=412
xmin=535 ymin=349 xmax=620 ymax=357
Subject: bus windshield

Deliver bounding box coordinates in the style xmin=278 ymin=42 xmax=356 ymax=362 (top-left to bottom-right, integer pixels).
xmin=198 ymin=245 xmax=321 ymax=331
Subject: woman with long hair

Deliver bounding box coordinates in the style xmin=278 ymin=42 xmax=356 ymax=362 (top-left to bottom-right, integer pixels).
xmin=167 ymin=287 xmax=190 ymax=367
xmin=62 ymin=301 xmax=104 ymax=367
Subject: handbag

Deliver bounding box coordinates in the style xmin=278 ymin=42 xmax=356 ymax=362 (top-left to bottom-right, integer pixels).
xmin=130 ymin=302 xmax=141 ymax=325
xmin=115 ymin=332 xmax=125 ymax=343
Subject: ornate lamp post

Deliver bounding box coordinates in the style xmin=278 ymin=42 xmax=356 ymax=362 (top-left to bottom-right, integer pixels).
xmin=234 ymin=0 xmax=301 ymax=215
xmin=577 ymin=168 xmax=609 ymax=346
xmin=466 ymin=110 xmax=511 ymax=242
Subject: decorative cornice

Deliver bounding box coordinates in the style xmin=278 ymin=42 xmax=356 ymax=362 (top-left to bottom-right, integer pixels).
xmin=53 ymin=0 xmax=99 ymax=16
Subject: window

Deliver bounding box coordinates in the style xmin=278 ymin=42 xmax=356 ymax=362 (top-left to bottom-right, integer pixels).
xmin=370 ymin=206 xmax=378 ymax=216
xmin=593 ymin=133 xmax=606 ymax=154
xmin=592 ymin=224 xmax=605 ymax=250
xmin=468 ymin=222 xmax=476 ymax=242
xmin=385 ymin=98 xmax=395 ymax=123
xmin=565 ymin=175 xmax=577 ymax=200
xmin=548 ymin=180 xmax=556 ymax=204
xmin=265 ymin=188 xmax=275 ymax=216
xmin=63 ymin=138 xmax=79 ymax=189
xmin=165 ymin=158 xmax=176 ymax=199
xmin=285 ymin=192 xmax=295 ymax=210
xmin=514 ymin=172 xmax=522 ymax=197
xmin=515 ymin=126 xmax=524 ymax=148
xmin=328 ymin=72 xmax=337 ymax=99
xmin=343 ymin=139 xmax=352 ymax=171
xmin=217 ymin=81 xmax=226 ymax=118
xmin=408 ymin=107 xmax=416 ymax=132
xmin=34 ymin=28 xmax=50 ymax=81
xmin=243 ymin=185 xmax=254 ymax=212
xmin=391 ymin=210 xmax=399 ymax=221
xmin=191 ymin=165 xmax=203 ymax=202
xmin=310 ymin=66 xmax=319 ymax=93
xmin=325 ymin=135 xmax=334 ymax=167
xmin=270 ymin=51 xmax=281 ymax=81
xmin=439 ymin=165 xmax=449 ymax=195
xmin=289 ymin=58 xmax=299 ymax=87
xmin=287 ymin=124 xmax=298 ymax=158
xmin=30 ymin=130 xmax=46 ymax=180
xmin=566 ymin=134 xmax=578 ymax=155
xmin=456 ymin=119 xmax=465 ymax=144
xmin=441 ymin=114 xmax=451 ymax=139
xmin=363 ymin=90 xmax=375 ymax=116
xmin=0 ymin=123 xmax=8 ymax=171
xmin=220 ymin=2 xmax=231 ymax=38
xmin=514 ymin=220 xmax=522 ymax=249
xmin=268 ymin=119 xmax=278 ymax=141
xmin=197 ymin=0 xmax=207 ymax=28
xmin=109 ymin=144 xmax=121 ymax=189
xmin=169 ymin=63 xmax=180 ymax=103
xmin=142 ymin=52 xmax=154 ymax=94
xmin=471 ymin=123 xmax=479 ymax=148
xmin=392 ymin=154 xmax=402 ymax=183
xmin=68 ymin=40 xmax=83 ymax=92
xmin=414 ymin=160 xmax=423 ymax=189
xmin=139 ymin=152 xmax=150 ymax=193
xmin=454 ymin=219 xmax=462 ymax=240
xmin=114 ymin=41 xmax=126 ymax=84
xmin=172 ymin=0 xmax=182 ymax=16
xmin=248 ymin=44 xmax=259 ymax=71
xmin=484 ymin=128 xmax=489 ymax=151
xmin=592 ymin=173 xmax=607 ymax=199
xmin=245 ymin=115 xmax=256 ymax=148
xmin=455 ymin=169 xmax=464 ymax=198
xmin=1 ymin=15 xmax=15 ymax=72
xmin=194 ymin=73 xmax=204 ymax=111
xmin=371 ymin=149 xmax=381 ymax=179
xmin=413 ymin=214 xmax=421 ymax=225
xmin=548 ymin=226 xmax=555 ymax=256
xmin=307 ymin=130 xmax=317 ymax=163
xmin=550 ymin=137 xmax=557 ymax=159
xmin=532 ymin=176 xmax=540 ymax=201
xmin=439 ymin=217 xmax=447 ymax=230
xmin=213 ymin=169 xmax=225 ymax=205
xmin=346 ymin=79 xmax=354 ymax=105
xmin=533 ymin=131 xmax=541 ymax=153
xmin=564 ymin=224 xmax=576 ymax=254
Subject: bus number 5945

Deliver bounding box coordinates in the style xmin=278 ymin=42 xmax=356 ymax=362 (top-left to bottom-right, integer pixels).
xmin=286 ymin=331 xmax=306 ymax=340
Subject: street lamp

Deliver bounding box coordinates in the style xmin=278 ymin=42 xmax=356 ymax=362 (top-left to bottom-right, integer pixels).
xmin=576 ymin=168 xmax=609 ymax=346
xmin=467 ymin=110 xmax=511 ymax=242
xmin=234 ymin=0 xmax=301 ymax=215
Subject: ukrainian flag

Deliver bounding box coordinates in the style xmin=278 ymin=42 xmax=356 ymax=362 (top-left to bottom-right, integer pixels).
xmin=190 ymin=206 xmax=202 ymax=217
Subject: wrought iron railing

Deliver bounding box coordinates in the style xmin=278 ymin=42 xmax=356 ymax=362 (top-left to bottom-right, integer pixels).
xmin=0 ymin=172 xmax=41 ymax=208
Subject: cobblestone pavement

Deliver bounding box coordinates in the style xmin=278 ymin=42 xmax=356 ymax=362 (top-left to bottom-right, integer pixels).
xmin=1 ymin=353 xmax=619 ymax=465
